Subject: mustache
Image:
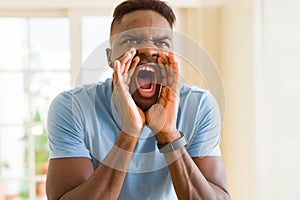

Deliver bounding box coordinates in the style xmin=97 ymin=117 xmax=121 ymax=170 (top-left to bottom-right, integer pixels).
xmin=134 ymin=54 xmax=158 ymax=65
xmin=111 ymin=50 xmax=159 ymax=67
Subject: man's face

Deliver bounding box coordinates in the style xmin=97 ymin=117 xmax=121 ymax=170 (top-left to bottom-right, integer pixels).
xmin=108 ymin=10 xmax=173 ymax=111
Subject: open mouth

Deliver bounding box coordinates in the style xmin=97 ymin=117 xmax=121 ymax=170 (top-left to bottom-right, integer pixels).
xmin=135 ymin=63 xmax=159 ymax=98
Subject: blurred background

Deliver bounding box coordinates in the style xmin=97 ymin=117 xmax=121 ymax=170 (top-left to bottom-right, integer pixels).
xmin=0 ymin=0 xmax=299 ymax=199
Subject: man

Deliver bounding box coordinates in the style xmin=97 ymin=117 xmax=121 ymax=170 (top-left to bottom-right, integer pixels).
xmin=46 ymin=0 xmax=230 ymax=199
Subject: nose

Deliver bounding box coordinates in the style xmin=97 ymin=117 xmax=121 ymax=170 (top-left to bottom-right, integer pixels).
xmin=136 ymin=47 xmax=159 ymax=60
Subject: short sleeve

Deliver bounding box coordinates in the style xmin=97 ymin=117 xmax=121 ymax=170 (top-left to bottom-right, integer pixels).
xmin=186 ymin=91 xmax=222 ymax=157
xmin=47 ymin=91 xmax=91 ymax=159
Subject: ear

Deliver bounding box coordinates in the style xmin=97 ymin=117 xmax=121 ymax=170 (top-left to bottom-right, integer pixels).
xmin=106 ymin=48 xmax=113 ymax=68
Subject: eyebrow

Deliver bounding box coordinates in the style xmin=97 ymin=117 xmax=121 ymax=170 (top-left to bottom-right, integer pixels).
xmin=152 ymin=36 xmax=172 ymax=41
xmin=119 ymin=33 xmax=138 ymax=38
xmin=119 ymin=33 xmax=172 ymax=41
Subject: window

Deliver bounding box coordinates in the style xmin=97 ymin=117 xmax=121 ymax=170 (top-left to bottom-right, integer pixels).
xmin=0 ymin=12 xmax=113 ymax=199
xmin=0 ymin=17 xmax=70 ymax=200
xmin=81 ymin=16 xmax=113 ymax=82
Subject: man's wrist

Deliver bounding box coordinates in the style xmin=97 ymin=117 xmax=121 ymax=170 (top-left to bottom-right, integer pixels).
xmin=117 ymin=130 xmax=140 ymax=150
xmin=121 ymin=126 xmax=143 ymax=138
xmin=155 ymin=130 xmax=181 ymax=145
xmin=157 ymin=131 xmax=187 ymax=153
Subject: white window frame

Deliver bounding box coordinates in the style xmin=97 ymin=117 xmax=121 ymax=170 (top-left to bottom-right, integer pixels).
xmin=0 ymin=8 xmax=113 ymax=199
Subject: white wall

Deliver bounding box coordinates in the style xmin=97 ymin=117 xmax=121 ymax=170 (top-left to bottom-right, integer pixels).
xmin=183 ymin=1 xmax=300 ymax=199
xmin=256 ymin=0 xmax=300 ymax=199
xmin=178 ymin=3 xmax=256 ymax=199
xmin=220 ymin=1 xmax=256 ymax=200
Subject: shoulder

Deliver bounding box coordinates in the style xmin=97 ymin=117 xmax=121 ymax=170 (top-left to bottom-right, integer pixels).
xmin=179 ymin=84 xmax=213 ymax=107
xmin=179 ymin=85 xmax=222 ymax=157
xmin=178 ymin=84 xmax=221 ymax=137
xmin=49 ymin=79 xmax=112 ymax=110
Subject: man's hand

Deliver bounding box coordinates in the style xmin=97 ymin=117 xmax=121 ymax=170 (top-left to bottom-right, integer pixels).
xmin=146 ymin=51 xmax=181 ymax=144
xmin=112 ymin=48 xmax=145 ymax=137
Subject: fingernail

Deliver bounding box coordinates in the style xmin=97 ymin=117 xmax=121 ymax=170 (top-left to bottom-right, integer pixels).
xmin=130 ymin=47 xmax=136 ymax=54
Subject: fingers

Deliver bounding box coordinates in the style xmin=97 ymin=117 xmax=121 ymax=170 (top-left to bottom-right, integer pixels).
xmin=123 ymin=48 xmax=136 ymax=74
xmin=113 ymin=48 xmax=138 ymax=85
xmin=169 ymin=60 xmax=180 ymax=99
xmin=127 ymin=56 xmax=140 ymax=85
xmin=113 ymin=60 xmax=121 ymax=86
xmin=158 ymin=57 xmax=168 ymax=87
xmin=114 ymin=48 xmax=136 ymax=73
xmin=158 ymin=51 xmax=179 ymax=93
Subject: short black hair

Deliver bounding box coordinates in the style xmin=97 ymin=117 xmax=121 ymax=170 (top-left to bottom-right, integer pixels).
xmin=111 ymin=0 xmax=176 ymax=33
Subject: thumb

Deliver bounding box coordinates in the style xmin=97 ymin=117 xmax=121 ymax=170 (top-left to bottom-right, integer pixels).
xmin=146 ymin=104 xmax=166 ymax=135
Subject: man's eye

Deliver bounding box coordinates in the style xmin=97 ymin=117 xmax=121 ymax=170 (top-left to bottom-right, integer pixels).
xmin=155 ymin=41 xmax=170 ymax=47
xmin=123 ymin=39 xmax=139 ymax=44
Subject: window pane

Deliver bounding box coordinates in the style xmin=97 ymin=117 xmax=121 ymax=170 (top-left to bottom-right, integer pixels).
xmin=0 ymin=72 xmax=28 ymax=124
xmin=0 ymin=126 xmax=26 ymax=178
xmin=29 ymin=72 xmax=70 ymax=175
xmin=0 ymin=16 xmax=71 ymax=200
xmin=82 ymin=16 xmax=112 ymax=62
xmin=29 ymin=18 xmax=70 ymax=70
xmin=0 ymin=181 xmax=29 ymax=199
xmin=0 ymin=18 xmax=27 ymax=70
xmin=36 ymin=179 xmax=46 ymax=200
xmin=29 ymin=72 xmax=71 ymax=121
xmin=34 ymin=124 xmax=49 ymax=175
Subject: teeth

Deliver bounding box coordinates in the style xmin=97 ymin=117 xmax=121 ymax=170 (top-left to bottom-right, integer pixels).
xmin=136 ymin=64 xmax=156 ymax=93
xmin=141 ymin=83 xmax=154 ymax=92
xmin=141 ymin=87 xmax=153 ymax=92
xmin=139 ymin=66 xmax=154 ymax=72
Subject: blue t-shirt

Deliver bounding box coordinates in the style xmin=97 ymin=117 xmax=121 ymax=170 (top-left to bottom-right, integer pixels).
xmin=47 ymin=78 xmax=221 ymax=200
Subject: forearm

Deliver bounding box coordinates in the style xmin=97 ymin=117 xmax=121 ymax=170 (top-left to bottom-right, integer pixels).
xmin=59 ymin=131 xmax=138 ymax=200
xmin=164 ymin=148 xmax=231 ymax=200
